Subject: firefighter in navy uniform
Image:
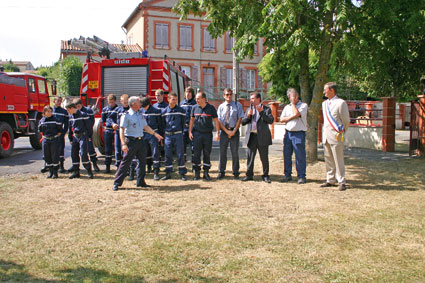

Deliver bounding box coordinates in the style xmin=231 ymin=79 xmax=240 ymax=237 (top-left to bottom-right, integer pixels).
xmin=52 ymin=96 xmax=69 ymax=173
xmin=180 ymin=87 xmax=197 ymax=163
xmin=115 ymin=94 xmax=130 ymax=168
xmin=39 ymin=106 xmax=62 ymax=179
xmin=66 ymin=103 xmax=94 ymax=179
xmin=153 ymin=89 xmax=169 ymax=110
xmin=75 ymin=98 xmax=100 ymax=172
xmin=161 ymin=92 xmax=188 ymax=181
xmin=141 ymin=97 xmax=162 ymax=181
xmin=101 ymin=94 xmax=119 ymax=173
xmin=189 ymin=91 xmax=220 ymax=181
xmin=153 ymin=89 xmax=168 ymax=170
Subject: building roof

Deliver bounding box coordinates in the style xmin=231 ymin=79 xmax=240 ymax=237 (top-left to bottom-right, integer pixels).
xmin=122 ymin=0 xmax=170 ymax=29
xmin=60 ymin=40 xmax=143 ymax=53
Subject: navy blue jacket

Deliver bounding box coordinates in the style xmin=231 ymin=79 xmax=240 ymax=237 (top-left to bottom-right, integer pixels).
xmin=117 ymin=105 xmax=130 ymax=127
xmin=68 ymin=110 xmax=93 ymax=142
xmin=162 ymin=105 xmax=186 ymax=133
xmin=52 ymin=106 xmax=69 ymax=134
xmin=141 ymin=105 xmax=162 ymax=134
xmin=38 ymin=116 xmax=62 ymax=137
xmin=101 ymin=104 xmax=119 ymax=129
xmin=80 ymin=106 xmax=95 ymax=128
xmin=180 ymin=98 xmax=197 ymax=130
xmin=153 ymin=101 xmax=169 ymax=110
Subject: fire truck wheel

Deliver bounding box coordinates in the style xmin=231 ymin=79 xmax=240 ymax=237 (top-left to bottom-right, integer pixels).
xmin=0 ymin=122 xmax=14 ymax=158
xmin=93 ymin=119 xmax=105 ymax=155
xmin=29 ymin=119 xmax=42 ymax=150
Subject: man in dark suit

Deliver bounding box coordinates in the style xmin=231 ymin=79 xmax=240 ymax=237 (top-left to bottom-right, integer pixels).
xmin=242 ymin=92 xmax=274 ymax=183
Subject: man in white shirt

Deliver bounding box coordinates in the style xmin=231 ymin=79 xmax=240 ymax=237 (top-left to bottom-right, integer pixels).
xmin=280 ymin=88 xmax=308 ymax=184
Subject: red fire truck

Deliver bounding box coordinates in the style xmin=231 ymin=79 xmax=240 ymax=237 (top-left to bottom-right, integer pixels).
xmin=73 ymin=36 xmax=190 ymax=153
xmin=0 ymin=72 xmax=55 ymax=157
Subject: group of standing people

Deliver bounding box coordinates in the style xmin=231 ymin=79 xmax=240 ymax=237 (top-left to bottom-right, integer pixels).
xmin=38 ymin=82 xmax=350 ymax=192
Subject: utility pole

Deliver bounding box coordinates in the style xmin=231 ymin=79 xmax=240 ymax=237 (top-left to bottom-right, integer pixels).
xmin=232 ymin=39 xmax=239 ymax=100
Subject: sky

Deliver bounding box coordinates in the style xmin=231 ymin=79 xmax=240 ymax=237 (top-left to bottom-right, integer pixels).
xmin=0 ymin=0 xmax=138 ymax=68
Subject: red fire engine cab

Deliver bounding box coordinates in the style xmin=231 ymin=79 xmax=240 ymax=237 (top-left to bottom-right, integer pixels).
xmin=0 ymin=72 xmax=55 ymax=157
xmin=74 ymin=36 xmax=190 ymax=153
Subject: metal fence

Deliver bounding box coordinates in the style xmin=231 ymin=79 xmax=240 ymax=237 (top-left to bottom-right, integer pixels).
xmin=192 ymin=86 xmax=271 ymax=101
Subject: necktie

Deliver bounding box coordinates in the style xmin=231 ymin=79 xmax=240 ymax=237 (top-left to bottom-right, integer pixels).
xmin=252 ymin=108 xmax=257 ymax=132
xmin=225 ymin=104 xmax=231 ymax=127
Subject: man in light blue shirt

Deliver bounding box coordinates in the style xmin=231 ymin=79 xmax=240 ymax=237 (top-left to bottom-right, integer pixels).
xmin=113 ymin=96 xmax=163 ymax=191
xmin=217 ymin=88 xmax=244 ymax=179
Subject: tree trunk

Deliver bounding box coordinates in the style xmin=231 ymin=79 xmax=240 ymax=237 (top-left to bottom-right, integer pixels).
xmin=306 ymin=10 xmax=335 ymax=162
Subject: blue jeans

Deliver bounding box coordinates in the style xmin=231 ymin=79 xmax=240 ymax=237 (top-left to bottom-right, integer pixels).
xmin=283 ymin=131 xmax=306 ymax=179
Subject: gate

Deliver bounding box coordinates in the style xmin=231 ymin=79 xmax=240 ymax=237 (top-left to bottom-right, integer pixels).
xmin=409 ymin=99 xmax=425 ymax=156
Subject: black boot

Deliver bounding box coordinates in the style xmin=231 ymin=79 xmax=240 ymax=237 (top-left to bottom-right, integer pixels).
xmin=58 ymin=161 xmax=65 ymax=173
xmin=69 ymin=169 xmax=80 ymax=179
xmin=52 ymin=167 xmax=59 ymax=179
xmin=147 ymin=165 xmax=152 ymax=173
xmin=193 ymin=170 xmax=201 ymax=180
xmin=46 ymin=167 xmax=54 ymax=179
xmin=128 ymin=167 xmax=135 ymax=181
xmin=105 ymin=165 xmax=111 ymax=174
xmin=87 ymin=167 xmax=94 ymax=179
xmin=161 ymin=172 xmax=171 ymax=181
xmin=153 ymin=169 xmax=160 ymax=181
xmin=67 ymin=166 xmax=75 ymax=173
xmin=203 ymin=170 xmax=211 ymax=181
xmin=92 ymin=161 xmax=100 ymax=172
xmin=41 ymin=163 xmax=49 ymax=173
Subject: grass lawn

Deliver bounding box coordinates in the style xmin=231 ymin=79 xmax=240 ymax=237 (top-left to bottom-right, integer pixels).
xmin=1 ymin=154 xmax=425 ymax=282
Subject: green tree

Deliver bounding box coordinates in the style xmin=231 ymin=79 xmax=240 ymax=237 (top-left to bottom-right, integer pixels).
xmin=3 ymin=60 xmax=20 ymax=72
xmin=333 ymin=0 xmax=425 ymax=102
xmin=58 ymin=57 xmax=83 ymax=96
xmin=174 ymin=0 xmax=358 ymax=161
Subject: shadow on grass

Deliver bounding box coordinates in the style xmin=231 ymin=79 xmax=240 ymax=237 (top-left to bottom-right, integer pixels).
xmin=0 ymin=260 xmax=57 ymax=282
xmin=1 ymin=260 xmax=224 ymax=282
xmin=345 ymin=158 xmax=425 ymax=191
xmin=120 ymin=183 xmax=210 ymax=192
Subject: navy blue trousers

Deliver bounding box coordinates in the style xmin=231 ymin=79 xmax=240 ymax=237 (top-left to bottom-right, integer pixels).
xmin=144 ymin=134 xmax=160 ymax=170
xmin=104 ymin=130 xmax=114 ymax=166
xmin=114 ymin=138 xmax=146 ymax=186
xmin=43 ymin=138 xmax=59 ymax=168
xmin=71 ymin=134 xmax=91 ymax=170
xmin=164 ymin=133 xmax=187 ymax=175
xmin=114 ymin=131 xmax=122 ymax=167
xmin=58 ymin=135 xmax=65 ymax=162
xmin=192 ymin=131 xmax=212 ymax=171
xmin=283 ymin=131 xmax=306 ymax=179
xmin=87 ymin=134 xmax=97 ymax=162
xmin=183 ymin=130 xmax=194 ymax=162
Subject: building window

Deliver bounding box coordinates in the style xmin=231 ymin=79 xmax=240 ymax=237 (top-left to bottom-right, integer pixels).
xmin=247 ymin=69 xmax=256 ymax=90
xmin=203 ymin=67 xmax=215 ymax=94
xmin=179 ymin=24 xmax=192 ymax=50
xmin=226 ymin=68 xmax=233 ymax=89
xmin=202 ymin=27 xmax=215 ymax=52
xmin=155 ymin=22 xmax=169 ymax=49
xmin=225 ymin=31 xmax=233 ymax=53
xmin=181 ymin=66 xmax=191 ymax=78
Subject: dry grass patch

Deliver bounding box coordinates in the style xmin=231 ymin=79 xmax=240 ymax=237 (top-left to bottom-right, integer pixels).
xmin=1 ymin=154 xmax=425 ymax=282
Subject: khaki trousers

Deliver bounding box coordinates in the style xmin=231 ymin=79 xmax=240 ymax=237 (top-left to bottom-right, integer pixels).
xmin=323 ymin=141 xmax=345 ymax=184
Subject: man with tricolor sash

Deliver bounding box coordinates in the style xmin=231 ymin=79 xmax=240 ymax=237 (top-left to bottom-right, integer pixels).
xmin=320 ymin=82 xmax=350 ymax=191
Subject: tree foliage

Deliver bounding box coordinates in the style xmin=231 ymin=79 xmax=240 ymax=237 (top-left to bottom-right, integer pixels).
xmin=57 ymin=57 xmax=82 ymax=97
xmin=174 ymin=0 xmax=358 ymax=161
xmin=333 ymin=0 xmax=425 ymax=102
